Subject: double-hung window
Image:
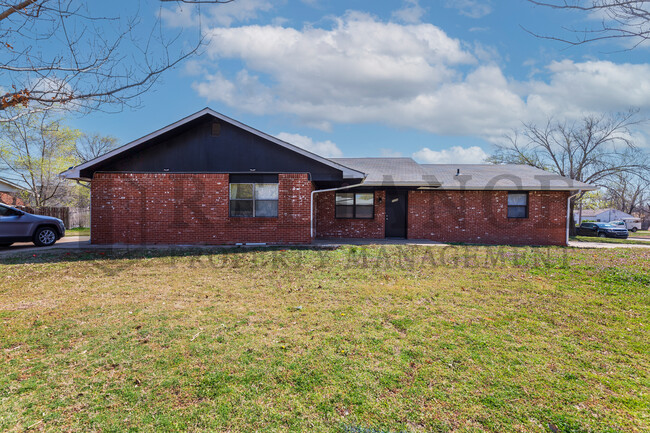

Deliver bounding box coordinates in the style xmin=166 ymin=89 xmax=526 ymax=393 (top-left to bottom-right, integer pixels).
xmin=335 ymin=192 xmax=374 ymax=219
xmin=507 ymin=192 xmax=528 ymax=218
xmin=230 ymin=183 xmax=279 ymax=217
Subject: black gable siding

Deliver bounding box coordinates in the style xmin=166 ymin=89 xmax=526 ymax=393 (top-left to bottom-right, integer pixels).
xmin=82 ymin=116 xmax=347 ymax=182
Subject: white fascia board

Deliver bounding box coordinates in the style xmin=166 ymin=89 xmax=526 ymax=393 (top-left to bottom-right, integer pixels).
xmin=417 ymin=186 xmax=599 ymax=191
xmin=60 ymin=108 xmax=366 ymax=180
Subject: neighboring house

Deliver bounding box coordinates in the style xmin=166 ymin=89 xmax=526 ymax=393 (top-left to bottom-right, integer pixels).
xmin=574 ymin=208 xmax=634 ymax=224
xmin=61 ymin=108 xmax=596 ymax=246
xmin=0 ymin=178 xmax=27 ymax=207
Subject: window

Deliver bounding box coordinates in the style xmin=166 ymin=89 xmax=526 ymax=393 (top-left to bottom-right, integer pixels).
xmin=335 ymin=192 xmax=374 ymax=219
xmin=507 ymin=192 xmax=528 ymax=218
xmin=230 ymin=183 xmax=278 ymax=217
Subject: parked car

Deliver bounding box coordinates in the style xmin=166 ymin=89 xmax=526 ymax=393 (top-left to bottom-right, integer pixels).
xmin=610 ymin=218 xmax=642 ymax=232
xmin=0 ymin=204 xmax=66 ymax=247
xmin=576 ymin=222 xmax=628 ymax=239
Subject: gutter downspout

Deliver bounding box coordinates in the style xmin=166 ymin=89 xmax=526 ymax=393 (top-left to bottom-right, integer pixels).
xmin=310 ymin=178 xmax=368 ymax=239
xmin=566 ymin=189 xmax=582 ymax=246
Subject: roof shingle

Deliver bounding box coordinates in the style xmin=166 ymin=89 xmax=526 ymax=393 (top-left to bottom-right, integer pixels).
xmin=420 ymin=164 xmax=596 ymax=190
xmin=331 ymin=159 xmax=596 ymax=190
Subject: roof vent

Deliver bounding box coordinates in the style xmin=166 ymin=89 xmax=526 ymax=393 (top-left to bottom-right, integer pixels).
xmin=456 ymin=168 xmax=460 ymax=176
xmin=211 ymin=122 xmax=221 ymax=136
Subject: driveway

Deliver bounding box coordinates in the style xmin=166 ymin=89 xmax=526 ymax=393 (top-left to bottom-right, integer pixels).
xmin=0 ymin=236 xmax=90 ymax=256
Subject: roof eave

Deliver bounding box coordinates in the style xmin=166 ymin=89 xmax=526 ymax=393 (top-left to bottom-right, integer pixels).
xmin=431 ymin=186 xmax=599 ymax=191
xmin=362 ymin=182 xmax=443 ymax=187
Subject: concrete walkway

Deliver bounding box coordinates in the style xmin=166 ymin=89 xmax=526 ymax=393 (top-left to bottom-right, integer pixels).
xmin=2 ymin=236 xmax=650 ymax=257
xmin=313 ymin=238 xmax=447 ymax=247
xmin=568 ymin=240 xmax=650 ymax=249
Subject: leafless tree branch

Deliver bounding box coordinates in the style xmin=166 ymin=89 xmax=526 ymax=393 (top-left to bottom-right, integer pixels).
xmin=0 ymin=0 xmax=232 ymax=121
xmin=525 ymin=1 xmax=650 ymax=48
xmin=489 ymin=110 xmax=650 ymax=234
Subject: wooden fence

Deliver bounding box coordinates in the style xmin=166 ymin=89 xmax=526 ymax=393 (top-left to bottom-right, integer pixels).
xmin=17 ymin=206 xmax=90 ymax=229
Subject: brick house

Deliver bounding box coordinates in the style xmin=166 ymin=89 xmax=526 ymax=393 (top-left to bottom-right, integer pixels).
xmin=0 ymin=178 xmax=27 ymax=207
xmin=61 ymin=108 xmax=596 ymax=246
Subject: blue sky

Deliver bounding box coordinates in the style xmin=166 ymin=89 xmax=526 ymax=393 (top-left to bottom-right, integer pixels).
xmin=70 ymin=0 xmax=650 ymax=164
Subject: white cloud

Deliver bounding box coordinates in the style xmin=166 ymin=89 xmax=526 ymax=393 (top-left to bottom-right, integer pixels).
xmin=182 ymin=59 xmax=207 ymax=76
xmin=160 ymin=0 xmax=272 ymax=28
xmin=193 ymin=13 xmax=650 ymax=143
xmin=275 ymin=132 xmax=343 ymax=157
xmin=524 ymin=60 xmax=650 ymax=120
xmin=445 ymin=0 xmax=492 ymax=19
xmin=412 ymin=146 xmax=489 ymax=164
xmin=392 ymin=0 xmax=425 ymax=24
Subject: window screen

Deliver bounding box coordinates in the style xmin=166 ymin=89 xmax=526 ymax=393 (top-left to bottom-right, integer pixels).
xmin=230 ymin=183 xmax=278 ymax=217
xmin=507 ymin=192 xmax=528 ymax=218
xmin=335 ymin=192 xmax=374 ymax=219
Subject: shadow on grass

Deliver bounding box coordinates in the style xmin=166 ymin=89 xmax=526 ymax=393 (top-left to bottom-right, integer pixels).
xmin=0 ymin=245 xmax=336 ymax=267
xmin=0 ymin=243 xmax=583 ymax=281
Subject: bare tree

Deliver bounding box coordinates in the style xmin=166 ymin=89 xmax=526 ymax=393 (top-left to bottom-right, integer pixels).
xmin=75 ymin=133 xmax=120 ymax=164
xmin=602 ymin=171 xmax=649 ymax=214
xmin=0 ymin=0 xmax=231 ymax=121
xmin=527 ymin=1 xmax=650 ymax=48
xmin=489 ymin=110 xmax=650 ymax=234
xmin=0 ymin=110 xmax=79 ymax=206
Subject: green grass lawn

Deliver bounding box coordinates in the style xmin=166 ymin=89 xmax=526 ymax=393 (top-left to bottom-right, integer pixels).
xmin=65 ymin=227 xmax=90 ymax=236
xmin=571 ymin=236 xmax=650 ymax=245
xmin=1 ymin=246 xmax=648 ymax=432
xmin=631 ymin=230 xmax=650 ymax=239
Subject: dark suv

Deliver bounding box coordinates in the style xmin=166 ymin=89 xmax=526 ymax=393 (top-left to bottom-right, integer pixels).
xmin=0 ymin=204 xmax=66 ymax=247
xmin=577 ymin=222 xmax=628 ymax=239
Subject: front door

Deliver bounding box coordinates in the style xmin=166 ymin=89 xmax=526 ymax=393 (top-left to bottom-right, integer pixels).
xmin=385 ymin=191 xmax=407 ymax=238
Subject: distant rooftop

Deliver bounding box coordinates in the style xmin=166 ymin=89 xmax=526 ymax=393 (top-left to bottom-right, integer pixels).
xmin=576 ymin=208 xmax=632 ymax=218
xmin=0 ymin=177 xmax=28 ymax=193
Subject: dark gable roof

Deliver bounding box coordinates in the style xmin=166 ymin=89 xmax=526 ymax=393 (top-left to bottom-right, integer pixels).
xmin=61 ymin=108 xmax=365 ymax=181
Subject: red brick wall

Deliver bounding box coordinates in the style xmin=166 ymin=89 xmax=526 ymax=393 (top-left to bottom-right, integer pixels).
xmin=315 ymin=190 xmax=385 ymax=239
xmin=408 ymin=190 xmax=569 ymax=246
xmin=0 ymin=192 xmax=25 ymax=207
xmin=91 ymin=173 xmax=312 ymax=245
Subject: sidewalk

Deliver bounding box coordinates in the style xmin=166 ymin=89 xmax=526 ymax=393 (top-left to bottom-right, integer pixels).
xmin=2 ymin=236 xmax=650 ymax=257
xmin=568 ymin=240 xmax=650 ymax=249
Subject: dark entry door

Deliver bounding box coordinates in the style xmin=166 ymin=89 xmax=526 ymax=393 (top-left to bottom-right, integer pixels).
xmin=385 ymin=191 xmax=407 ymax=238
